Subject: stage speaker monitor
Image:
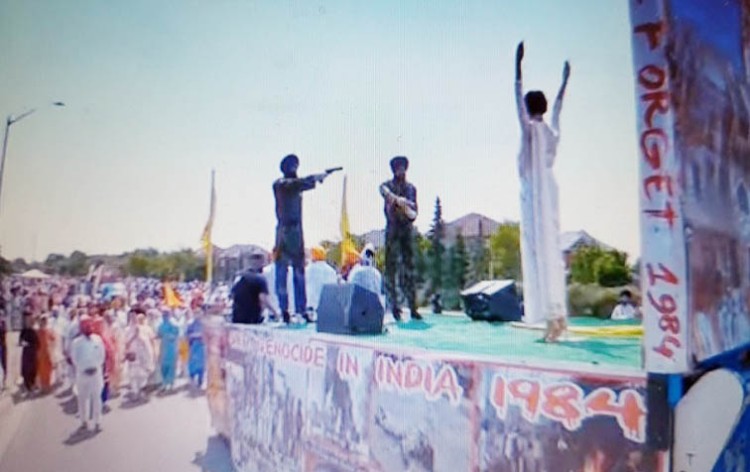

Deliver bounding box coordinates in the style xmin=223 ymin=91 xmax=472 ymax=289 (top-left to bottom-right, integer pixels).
xmin=317 ymin=283 xmax=385 ymax=335
xmin=460 ymin=280 xmax=521 ymax=322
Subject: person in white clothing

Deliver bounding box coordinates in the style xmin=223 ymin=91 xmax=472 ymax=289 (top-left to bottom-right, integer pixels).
xmin=305 ymin=246 xmax=338 ymax=319
xmin=349 ymin=244 xmax=385 ymax=309
xmin=261 ymin=262 xmax=295 ymax=321
xmin=71 ymin=316 xmax=106 ymax=432
xmin=515 ymin=41 xmax=571 ymax=343
xmin=126 ymin=311 xmax=156 ymax=399
xmin=610 ymin=290 xmax=641 ymax=321
xmin=63 ymin=308 xmax=82 ymax=391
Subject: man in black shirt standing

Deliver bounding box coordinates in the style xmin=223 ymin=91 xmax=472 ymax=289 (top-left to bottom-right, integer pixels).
xmin=379 ymin=156 xmax=421 ymax=321
xmin=272 ymin=154 xmax=330 ymax=323
xmin=231 ymin=253 xmax=279 ymax=324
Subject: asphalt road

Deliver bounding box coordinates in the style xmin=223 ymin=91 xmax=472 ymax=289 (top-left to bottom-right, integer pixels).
xmin=0 ymin=371 xmax=235 ymax=472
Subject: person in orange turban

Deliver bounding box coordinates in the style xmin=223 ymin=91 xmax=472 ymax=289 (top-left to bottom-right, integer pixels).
xmin=341 ymin=245 xmax=361 ymax=281
xmin=311 ymin=246 xmax=327 ymax=262
xmin=305 ymin=246 xmax=338 ymax=319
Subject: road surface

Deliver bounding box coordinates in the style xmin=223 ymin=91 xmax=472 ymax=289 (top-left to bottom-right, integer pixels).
xmin=0 ymin=366 xmax=234 ymax=472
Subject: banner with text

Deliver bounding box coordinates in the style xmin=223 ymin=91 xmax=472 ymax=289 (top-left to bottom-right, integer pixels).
xmin=630 ymin=0 xmax=750 ymax=371
xmin=214 ymin=324 xmax=666 ymax=472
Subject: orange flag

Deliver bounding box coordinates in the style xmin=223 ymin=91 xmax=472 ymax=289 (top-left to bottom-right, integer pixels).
xmin=163 ymin=282 xmax=184 ymax=308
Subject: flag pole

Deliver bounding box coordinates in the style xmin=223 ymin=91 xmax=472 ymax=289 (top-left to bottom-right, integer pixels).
xmin=204 ymin=169 xmax=216 ymax=290
xmin=340 ymin=174 xmax=350 ymax=267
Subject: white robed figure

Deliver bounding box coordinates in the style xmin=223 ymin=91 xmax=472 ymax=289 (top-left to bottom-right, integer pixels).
xmin=349 ymin=243 xmax=385 ymax=308
xmin=305 ymin=246 xmax=338 ymax=316
xmin=262 ymin=262 xmax=295 ymax=319
xmin=515 ymin=42 xmax=571 ymax=342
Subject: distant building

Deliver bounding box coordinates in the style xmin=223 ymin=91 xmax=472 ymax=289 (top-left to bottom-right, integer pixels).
xmin=560 ymin=230 xmax=615 ymax=268
xmin=444 ymin=213 xmax=502 ymax=245
xmin=213 ymin=244 xmax=271 ymax=283
xmin=356 ymin=215 xmax=620 ymax=271
xmin=358 ymin=213 xmax=504 ymax=250
xmin=359 ymin=229 xmax=386 ymax=251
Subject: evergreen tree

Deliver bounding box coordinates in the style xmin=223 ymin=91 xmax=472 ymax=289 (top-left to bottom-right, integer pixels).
xmin=451 ymin=233 xmax=469 ymax=290
xmin=427 ymin=197 xmax=446 ymax=294
xmin=444 ymin=233 xmax=469 ymax=310
xmin=466 ymin=218 xmax=489 ymax=285
xmin=414 ymin=232 xmax=431 ymax=292
xmin=468 ymin=242 xmax=490 ymax=285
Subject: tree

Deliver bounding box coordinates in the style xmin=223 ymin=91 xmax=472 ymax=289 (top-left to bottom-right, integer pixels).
xmin=132 ymin=248 xmax=159 ymax=258
xmin=595 ymin=250 xmax=632 ymax=287
xmin=451 ymin=233 xmax=469 ymax=290
xmin=44 ymin=253 xmax=66 ymax=274
xmin=11 ymin=258 xmax=29 ymax=273
xmin=374 ymin=247 xmax=386 ymax=274
xmin=319 ymin=240 xmax=340 ymax=270
xmin=0 ymin=256 xmax=12 ymax=276
xmin=126 ymin=255 xmax=152 ymax=277
xmin=67 ymin=251 xmax=90 ymax=277
xmin=123 ymin=248 xmax=205 ymax=281
xmin=414 ymin=232 xmax=430 ymax=290
xmin=444 ymin=233 xmax=470 ymax=310
xmin=570 ymin=246 xmax=604 ymax=285
xmin=427 ymin=197 xmax=446 ymax=294
xmin=468 ymin=239 xmax=489 ymax=286
xmin=489 ymin=222 xmax=521 ymax=281
xmin=570 ymin=246 xmax=632 ymax=287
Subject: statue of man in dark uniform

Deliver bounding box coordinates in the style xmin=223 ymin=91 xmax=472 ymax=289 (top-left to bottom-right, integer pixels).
xmin=379 ymin=156 xmax=422 ymax=321
xmin=273 ymin=154 xmax=329 ymax=323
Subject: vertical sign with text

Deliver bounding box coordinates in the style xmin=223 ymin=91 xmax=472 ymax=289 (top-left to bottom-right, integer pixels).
xmin=630 ymin=0 xmax=689 ymax=373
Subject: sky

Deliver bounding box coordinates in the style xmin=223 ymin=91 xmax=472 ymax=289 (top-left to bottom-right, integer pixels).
xmin=0 ymin=0 xmax=640 ymax=262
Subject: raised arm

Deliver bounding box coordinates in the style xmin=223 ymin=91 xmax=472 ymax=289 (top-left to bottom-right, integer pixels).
xmin=515 ymin=42 xmax=529 ymax=127
xmin=274 ymin=175 xmax=321 ymax=193
xmin=551 ymin=61 xmax=571 ymax=133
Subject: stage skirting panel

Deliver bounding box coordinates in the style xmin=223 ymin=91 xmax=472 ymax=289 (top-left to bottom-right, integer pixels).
xmin=206 ymin=319 xmax=668 ymax=472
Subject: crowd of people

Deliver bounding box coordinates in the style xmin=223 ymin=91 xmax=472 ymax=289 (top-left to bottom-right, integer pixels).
xmin=0 ymin=276 xmax=215 ymax=432
xmin=0 ymin=241 xmax=385 ymax=426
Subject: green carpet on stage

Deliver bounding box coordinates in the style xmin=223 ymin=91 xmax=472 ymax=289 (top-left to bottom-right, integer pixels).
xmin=304 ymin=314 xmax=644 ymax=371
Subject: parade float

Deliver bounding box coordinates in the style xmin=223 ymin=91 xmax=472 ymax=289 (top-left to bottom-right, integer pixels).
xmin=206 ymin=1 xmax=750 ymax=470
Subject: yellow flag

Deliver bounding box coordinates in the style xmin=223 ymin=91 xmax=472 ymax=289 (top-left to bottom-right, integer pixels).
xmin=340 ymin=175 xmax=356 ymax=266
xmin=201 ymin=170 xmax=216 ymax=285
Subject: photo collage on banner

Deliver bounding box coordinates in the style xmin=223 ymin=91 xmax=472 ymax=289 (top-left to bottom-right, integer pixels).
xmin=226 ymin=326 xmax=324 ymax=471
xmin=204 ymin=315 xmax=229 ymax=439
xmin=219 ymin=325 xmax=666 ymax=471
xmin=366 ymin=353 xmax=476 ymax=471
xmin=302 ymin=343 xmax=374 ymax=471
xmin=477 ymin=365 xmax=657 ymax=471
xmin=664 ymin=0 xmax=750 ymax=363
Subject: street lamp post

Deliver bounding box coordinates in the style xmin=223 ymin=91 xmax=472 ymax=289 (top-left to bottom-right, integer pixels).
xmin=0 ymin=101 xmax=65 ymax=216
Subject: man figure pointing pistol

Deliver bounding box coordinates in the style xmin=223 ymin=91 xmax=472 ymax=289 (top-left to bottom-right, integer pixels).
xmin=272 ymin=154 xmax=336 ymax=323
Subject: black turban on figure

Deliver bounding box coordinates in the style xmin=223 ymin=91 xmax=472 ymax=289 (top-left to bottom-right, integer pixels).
xmin=389 ymin=156 xmax=409 ymax=172
xmin=280 ymin=154 xmax=300 ymax=175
